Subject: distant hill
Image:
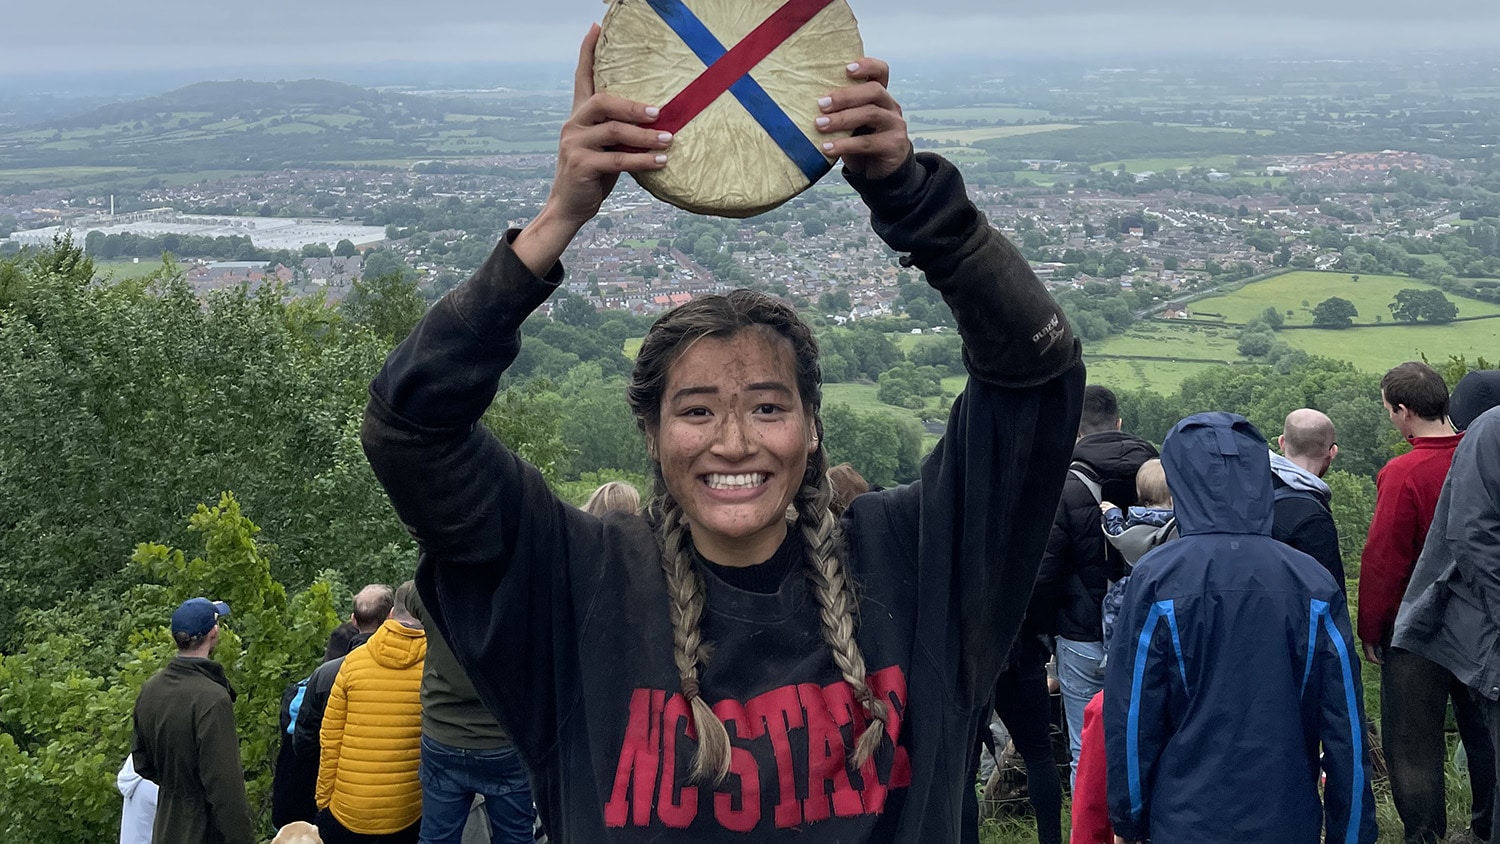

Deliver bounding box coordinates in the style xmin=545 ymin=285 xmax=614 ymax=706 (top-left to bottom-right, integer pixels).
xmin=0 ymin=78 xmax=563 ymax=180
xmin=57 ymin=79 xmax=407 ymax=128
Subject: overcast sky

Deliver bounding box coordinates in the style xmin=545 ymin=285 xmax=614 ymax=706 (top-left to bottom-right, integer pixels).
xmin=7 ymin=0 xmax=1498 ymax=82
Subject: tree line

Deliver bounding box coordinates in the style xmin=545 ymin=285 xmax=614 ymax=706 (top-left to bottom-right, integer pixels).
xmin=0 ymin=237 xmax=1488 ymax=840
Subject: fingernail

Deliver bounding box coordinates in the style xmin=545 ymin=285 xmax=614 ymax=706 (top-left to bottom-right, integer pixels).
xmin=822 ymin=142 xmax=835 ymax=152
xmin=645 ymin=106 xmax=660 ymax=118
xmin=654 ymin=154 xmax=668 ymax=164
xmin=657 ymin=131 xmax=673 ymax=143
xmin=815 ymin=116 xmax=830 ymax=128
xmin=818 ymin=96 xmax=833 ymax=110
xmin=847 ymin=62 xmax=861 ymax=72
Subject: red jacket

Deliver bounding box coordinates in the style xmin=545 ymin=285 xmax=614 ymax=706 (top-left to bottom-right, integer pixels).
xmin=1357 ymin=434 xmax=1462 ymax=646
xmin=1070 ymin=691 xmax=1112 ymax=844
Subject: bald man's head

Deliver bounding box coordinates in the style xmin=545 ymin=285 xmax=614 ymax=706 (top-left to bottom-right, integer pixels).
xmin=351 ymin=583 xmax=395 ymax=632
xmin=1279 ymin=408 xmax=1338 ymax=476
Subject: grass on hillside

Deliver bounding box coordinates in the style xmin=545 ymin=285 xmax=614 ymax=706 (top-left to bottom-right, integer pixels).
xmin=1188 ymin=271 xmax=1500 ymax=325
xmin=907 ymin=106 xmax=1052 ymax=123
xmin=1087 ymin=323 xmax=1241 ymax=361
xmin=0 ymin=166 xmax=141 ymax=188
xmin=1074 ymin=271 xmax=1500 ymax=393
xmin=907 ymin=124 xmax=1081 ymax=146
xmin=1182 ymin=126 xmax=1277 ymax=136
xmin=94 ymin=259 xmax=176 ymax=281
xmin=1283 ymin=320 xmax=1500 ymax=371
xmin=1079 ymin=357 xmax=1230 ymax=394
xmin=1086 ymin=313 xmax=1500 ymax=394
xmin=1108 ymin=154 xmax=1242 ymax=173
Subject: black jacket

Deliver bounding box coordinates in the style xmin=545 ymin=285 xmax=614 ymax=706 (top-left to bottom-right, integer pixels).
xmin=361 ymin=152 xmax=1084 ymax=842
xmin=131 ymin=657 xmax=255 ymax=844
xmin=291 ymin=630 xmax=371 ymax=758
xmin=1271 ymin=475 xmax=1345 ymax=593
xmin=1031 ymin=431 xmax=1158 ymax=641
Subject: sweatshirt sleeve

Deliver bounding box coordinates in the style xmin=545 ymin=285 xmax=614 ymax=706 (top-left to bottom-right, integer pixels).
xmin=1312 ymin=593 xmax=1379 ymax=844
xmin=1103 ymin=578 xmax=1182 ymax=843
xmin=845 ymin=152 xmax=1084 ymax=705
xmin=196 ymin=697 xmax=256 ymax=844
xmin=361 ymin=231 xmax=599 ymax=762
xmin=1358 ymin=466 xmax=1421 ymax=645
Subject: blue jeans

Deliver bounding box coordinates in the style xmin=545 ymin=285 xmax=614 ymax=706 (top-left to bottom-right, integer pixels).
xmin=1056 ymin=636 xmax=1106 ymax=788
xmin=418 ymin=736 xmax=536 ymax=844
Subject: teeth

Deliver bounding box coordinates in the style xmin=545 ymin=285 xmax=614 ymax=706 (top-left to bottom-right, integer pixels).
xmin=705 ymin=473 xmax=766 ymax=490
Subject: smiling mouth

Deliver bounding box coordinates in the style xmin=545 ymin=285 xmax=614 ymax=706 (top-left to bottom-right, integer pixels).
xmin=704 ymin=472 xmax=768 ymax=490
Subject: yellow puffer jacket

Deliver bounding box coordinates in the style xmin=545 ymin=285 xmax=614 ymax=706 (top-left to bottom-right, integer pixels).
xmin=316 ymin=619 xmax=427 ymax=834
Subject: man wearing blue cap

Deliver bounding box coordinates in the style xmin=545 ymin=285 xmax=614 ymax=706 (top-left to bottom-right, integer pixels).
xmin=131 ymin=597 xmax=256 ymax=844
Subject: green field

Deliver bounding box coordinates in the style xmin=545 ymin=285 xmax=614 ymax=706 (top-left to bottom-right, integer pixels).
xmin=907 ymin=106 xmax=1052 ymax=123
xmin=1088 ymin=322 xmax=1241 ymax=360
xmin=1079 ymin=357 xmax=1233 ymax=394
xmin=1083 ymin=322 xmax=1244 ymax=392
xmin=1283 ymin=320 xmax=1500 ymax=369
xmin=1080 ymin=272 xmax=1500 ymax=393
xmin=632 ymin=270 xmax=1500 ymax=412
xmin=1181 ymin=127 xmax=1277 ymax=136
xmin=94 ymin=259 xmax=178 ymax=280
xmin=906 ymin=124 xmax=1080 ymax=146
xmin=0 ymin=165 xmax=142 ymax=187
xmin=1109 ymin=155 xmax=1242 ymax=173
xmin=1187 ymin=271 xmax=1500 ymax=325
xmin=822 ymin=382 xmax=944 ymax=450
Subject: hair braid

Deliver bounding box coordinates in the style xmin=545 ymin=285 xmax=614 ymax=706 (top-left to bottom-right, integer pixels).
xmin=797 ymin=450 xmax=890 ymax=768
xmin=652 ymin=482 xmax=733 ymax=784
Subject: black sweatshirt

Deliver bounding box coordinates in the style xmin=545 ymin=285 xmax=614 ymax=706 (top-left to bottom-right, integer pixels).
xmin=362 ymin=152 xmax=1084 ymax=842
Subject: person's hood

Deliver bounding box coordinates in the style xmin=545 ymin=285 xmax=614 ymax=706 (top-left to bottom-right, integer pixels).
xmin=1450 ymin=370 xmax=1500 ymax=432
xmin=117 ymin=754 xmax=146 ymax=799
xmin=368 ymin=618 xmax=426 ymax=670
xmin=1162 ymin=412 xmax=1275 ymax=536
xmin=1105 ymin=521 xmax=1177 ymax=566
xmin=1268 ymin=451 xmax=1331 ymax=503
xmin=1072 ymin=430 xmax=1160 ymax=484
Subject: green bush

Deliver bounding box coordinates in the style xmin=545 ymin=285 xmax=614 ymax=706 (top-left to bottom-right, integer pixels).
xmin=0 ymin=494 xmax=339 ymax=840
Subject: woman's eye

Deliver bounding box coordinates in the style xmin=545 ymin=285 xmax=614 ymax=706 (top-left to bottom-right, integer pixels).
xmin=755 ymin=404 xmax=783 ymax=415
xmin=682 ymin=407 xmax=710 ymax=417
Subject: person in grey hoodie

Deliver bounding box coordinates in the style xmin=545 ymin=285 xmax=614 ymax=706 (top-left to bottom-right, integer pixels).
xmin=1270 ymin=408 xmax=1344 ymax=593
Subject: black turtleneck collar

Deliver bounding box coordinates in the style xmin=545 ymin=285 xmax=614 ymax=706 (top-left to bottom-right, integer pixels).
xmin=697 ymin=530 xmax=801 ymax=595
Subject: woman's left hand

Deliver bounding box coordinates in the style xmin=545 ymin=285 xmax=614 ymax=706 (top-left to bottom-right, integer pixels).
xmin=814 ymin=57 xmax=911 ymax=181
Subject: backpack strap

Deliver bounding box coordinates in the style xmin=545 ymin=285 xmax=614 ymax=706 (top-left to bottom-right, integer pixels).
xmin=284 ymin=678 xmax=309 ymax=736
xmin=1150 ymin=518 xmax=1179 ymax=548
xmin=1069 ymin=461 xmax=1103 ymax=505
xmin=1273 ymin=485 xmax=1329 ymax=511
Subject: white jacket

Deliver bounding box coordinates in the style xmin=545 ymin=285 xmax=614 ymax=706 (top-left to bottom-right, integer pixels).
xmin=116 ymin=755 xmax=159 ymax=844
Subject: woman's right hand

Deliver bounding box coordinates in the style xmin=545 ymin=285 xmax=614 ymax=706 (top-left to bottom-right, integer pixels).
xmin=515 ymin=24 xmax=673 ymax=274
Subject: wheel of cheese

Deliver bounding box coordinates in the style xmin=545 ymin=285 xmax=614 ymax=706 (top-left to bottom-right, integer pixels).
xmin=595 ymin=0 xmax=864 ymax=218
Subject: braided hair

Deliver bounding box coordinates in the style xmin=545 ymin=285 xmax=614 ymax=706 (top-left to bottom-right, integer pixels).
xmin=627 ymin=290 xmax=891 ymax=783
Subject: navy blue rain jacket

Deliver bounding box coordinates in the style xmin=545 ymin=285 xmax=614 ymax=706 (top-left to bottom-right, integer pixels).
xmin=1104 ymin=412 xmax=1376 ymax=844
